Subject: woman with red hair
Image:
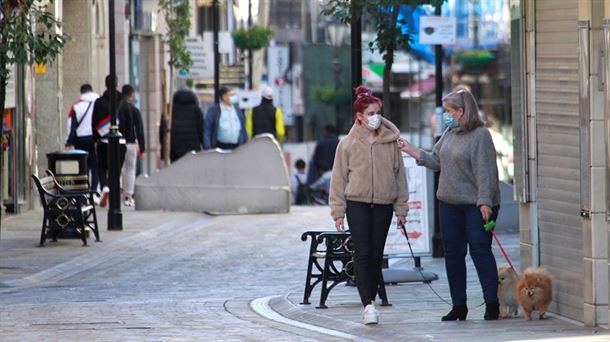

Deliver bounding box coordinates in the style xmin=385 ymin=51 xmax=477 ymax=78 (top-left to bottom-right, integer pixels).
xmin=329 ymin=86 xmax=409 ymax=325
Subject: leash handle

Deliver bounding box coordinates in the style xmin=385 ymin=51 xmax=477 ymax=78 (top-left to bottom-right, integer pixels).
xmin=484 ymin=219 xmax=517 ymax=273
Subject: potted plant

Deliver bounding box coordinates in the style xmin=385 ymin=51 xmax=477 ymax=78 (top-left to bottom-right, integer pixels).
xmin=455 ymin=49 xmax=495 ymax=70
xmin=231 ymin=26 xmax=274 ymax=50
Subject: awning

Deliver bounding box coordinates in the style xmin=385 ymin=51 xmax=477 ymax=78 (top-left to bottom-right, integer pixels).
xmin=400 ymin=76 xmax=436 ymax=99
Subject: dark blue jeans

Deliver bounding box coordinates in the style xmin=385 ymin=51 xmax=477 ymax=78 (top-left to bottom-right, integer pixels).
xmin=439 ymin=201 xmax=500 ymax=306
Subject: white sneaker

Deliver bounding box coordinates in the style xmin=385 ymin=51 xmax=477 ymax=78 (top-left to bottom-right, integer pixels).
xmin=99 ymin=187 xmax=109 ymax=207
xmin=124 ymin=195 xmax=135 ymax=207
xmin=362 ymin=303 xmax=379 ymax=325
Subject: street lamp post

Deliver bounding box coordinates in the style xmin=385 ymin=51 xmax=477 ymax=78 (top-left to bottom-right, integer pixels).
xmin=247 ymin=0 xmax=253 ymax=89
xmin=213 ymin=0 xmax=220 ymax=103
xmin=328 ymin=24 xmax=348 ymax=130
xmin=350 ymin=7 xmax=362 ymax=104
xmin=107 ymin=0 xmax=122 ymax=230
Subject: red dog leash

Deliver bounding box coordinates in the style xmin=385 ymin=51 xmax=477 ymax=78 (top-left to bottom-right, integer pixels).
xmin=484 ymin=220 xmax=517 ymax=273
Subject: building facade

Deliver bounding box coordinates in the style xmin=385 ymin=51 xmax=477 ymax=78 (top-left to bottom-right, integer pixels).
xmin=1 ymin=0 xmax=170 ymax=215
xmin=512 ymin=0 xmax=609 ymax=326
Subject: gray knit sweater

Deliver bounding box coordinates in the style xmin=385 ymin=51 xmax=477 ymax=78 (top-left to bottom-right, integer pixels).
xmin=418 ymin=126 xmax=500 ymax=207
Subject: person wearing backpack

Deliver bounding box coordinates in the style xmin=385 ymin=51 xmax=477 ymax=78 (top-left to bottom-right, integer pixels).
xmin=65 ymin=84 xmax=99 ymax=191
xmin=291 ymin=159 xmax=309 ymax=205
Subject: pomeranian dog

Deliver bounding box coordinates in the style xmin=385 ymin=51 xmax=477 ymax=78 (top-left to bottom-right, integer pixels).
xmin=516 ymin=267 xmax=553 ymax=320
xmin=497 ymin=266 xmax=519 ymax=318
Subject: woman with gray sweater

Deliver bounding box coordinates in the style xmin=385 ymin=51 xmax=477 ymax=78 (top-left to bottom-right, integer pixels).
xmin=398 ymin=88 xmax=501 ymax=321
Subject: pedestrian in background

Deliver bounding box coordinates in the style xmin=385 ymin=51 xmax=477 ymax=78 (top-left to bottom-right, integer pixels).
xmin=169 ymin=88 xmax=203 ymax=163
xmin=290 ymin=159 xmax=309 ymax=205
xmin=398 ymin=88 xmax=501 ymax=321
xmin=91 ymin=75 xmax=127 ymax=207
xmin=246 ymin=86 xmax=285 ymax=144
xmin=65 ymin=83 xmax=99 ymax=192
xmin=204 ymin=86 xmax=248 ymax=150
xmin=119 ymin=84 xmax=146 ymax=207
xmin=329 ymin=85 xmax=408 ymax=325
xmin=307 ymin=125 xmax=339 ymax=185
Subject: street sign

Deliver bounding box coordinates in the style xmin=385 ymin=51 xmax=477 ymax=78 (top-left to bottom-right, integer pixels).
xmin=236 ymin=89 xmax=261 ymax=110
xmin=419 ymin=16 xmax=457 ymax=45
xmin=179 ymin=36 xmax=213 ymax=79
xmin=180 ymin=33 xmax=234 ymax=79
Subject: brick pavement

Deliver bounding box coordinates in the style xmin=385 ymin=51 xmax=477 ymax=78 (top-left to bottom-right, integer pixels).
xmin=0 ymin=206 xmax=608 ymax=341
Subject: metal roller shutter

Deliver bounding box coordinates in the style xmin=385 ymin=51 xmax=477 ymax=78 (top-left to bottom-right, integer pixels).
xmin=535 ymin=0 xmax=583 ymax=321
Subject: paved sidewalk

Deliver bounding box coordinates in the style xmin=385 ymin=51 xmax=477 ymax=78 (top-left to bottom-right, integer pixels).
xmin=267 ymin=232 xmax=609 ymax=341
xmin=0 ymin=206 xmax=608 ymax=341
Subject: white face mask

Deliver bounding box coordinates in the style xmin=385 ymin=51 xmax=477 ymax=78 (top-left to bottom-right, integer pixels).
xmin=365 ymin=114 xmax=381 ymax=130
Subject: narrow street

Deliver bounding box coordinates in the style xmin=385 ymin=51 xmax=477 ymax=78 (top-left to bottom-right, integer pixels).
xmin=0 ymin=208 xmax=341 ymax=341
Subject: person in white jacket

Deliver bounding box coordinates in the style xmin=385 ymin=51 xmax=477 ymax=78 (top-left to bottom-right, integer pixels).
xmin=65 ymin=84 xmax=100 ymax=191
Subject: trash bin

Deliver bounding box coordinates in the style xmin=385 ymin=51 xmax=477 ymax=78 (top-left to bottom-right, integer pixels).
xmin=47 ymin=149 xmax=89 ymax=191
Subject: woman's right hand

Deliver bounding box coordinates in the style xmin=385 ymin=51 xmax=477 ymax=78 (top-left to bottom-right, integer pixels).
xmin=335 ymin=218 xmax=344 ymax=232
xmin=397 ymin=138 xmax=412 ymax=153
xmin=397 ymin=138 xmax=419 ymax=159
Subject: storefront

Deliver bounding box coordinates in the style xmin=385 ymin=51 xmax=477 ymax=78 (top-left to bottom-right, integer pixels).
xmin=1 ymin=65 xmax=28 ymax=214
xmin=512 ymin=0 xmax=609 ymax=326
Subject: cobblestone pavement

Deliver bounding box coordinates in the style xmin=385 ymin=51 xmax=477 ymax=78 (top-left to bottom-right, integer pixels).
xmin=0 ymin=206 xmax=608 ymax=341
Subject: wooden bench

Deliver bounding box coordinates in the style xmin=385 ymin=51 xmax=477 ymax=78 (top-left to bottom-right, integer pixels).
xmin=31 ymin=171 xmax=100 ymax=247
xmin=300 ymin=230 xmax=390 ymax=309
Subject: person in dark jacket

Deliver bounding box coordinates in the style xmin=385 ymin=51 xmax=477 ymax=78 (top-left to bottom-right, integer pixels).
xmin=307 ymin=124 xmax=339 ymax=185
xmin=245 ymin=86 xmax=285 ymax=143
xmin=169 ymin=88 xmax=204 ymax=162
xmin=119 ymin=84 xmax=146 ymax=206
xmin=204 ymin=86 xmax=248 ymax=150
xmin=91 ymin=74 xmax=128 ymax=207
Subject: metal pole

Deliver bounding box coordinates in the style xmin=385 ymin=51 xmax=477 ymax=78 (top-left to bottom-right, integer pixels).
xmin=432 ymin=4 xmax=443 ymax=257
xmin=350 ymin=5 xmax=362 ymax=105
xmin=213 ymin=0 xmax=220 ymax=103
xmin=247 ymin=0 xmax=253 ymax=89
xmin=108 ymin=0 xmax=122 ymax=230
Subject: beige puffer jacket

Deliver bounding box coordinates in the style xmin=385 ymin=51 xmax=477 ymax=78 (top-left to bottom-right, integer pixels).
xmin=329 ymin=118 xmax=409 ymax=219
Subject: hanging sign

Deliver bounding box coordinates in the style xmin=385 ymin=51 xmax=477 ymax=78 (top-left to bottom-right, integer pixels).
xmin=419 ymin=16 xmax=457 ymax=45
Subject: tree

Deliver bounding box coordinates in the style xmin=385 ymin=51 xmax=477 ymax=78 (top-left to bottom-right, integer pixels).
xmin=158 ymin=0 xmax=191 ymax=165
xmin=0 ymin=0 xmax=67 ymax=231
xmin=323 ymin=0 xmax=444 ymax=113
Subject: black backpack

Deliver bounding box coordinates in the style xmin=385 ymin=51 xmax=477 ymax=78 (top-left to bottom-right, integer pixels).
xmin=295 ymin=176 xmax=310 ymax=205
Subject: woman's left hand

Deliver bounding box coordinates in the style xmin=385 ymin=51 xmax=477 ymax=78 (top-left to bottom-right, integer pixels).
xmin=479 ymin=205 xmax=493 ymax=223
xmin=396 ymin=215 xmax=406 ymax=228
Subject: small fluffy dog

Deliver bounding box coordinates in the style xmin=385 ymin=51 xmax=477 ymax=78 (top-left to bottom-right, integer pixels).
xmin=497 ymin=266 xmax=519 ymax=318
xmin=516 ymin=267 xmax=553 ymax=320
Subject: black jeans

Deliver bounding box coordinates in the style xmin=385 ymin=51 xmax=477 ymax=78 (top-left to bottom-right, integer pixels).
xmin=96 ymin=142 xmax=126 ymax=190
xmin=439 ymin=201 xmax=500 ymax=306
xmin=346 ymin=200 xmax=393 ymax=307
xmin=74 ymin=136 xmax=98 ymax=191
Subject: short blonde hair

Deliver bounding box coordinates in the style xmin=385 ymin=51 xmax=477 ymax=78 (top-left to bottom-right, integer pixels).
xmin=442 ymin=89 xmax=483 ymax=132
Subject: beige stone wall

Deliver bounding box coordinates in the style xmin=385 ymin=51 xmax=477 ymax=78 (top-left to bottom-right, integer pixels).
xmin=62 ymin=0 xmax=95 ymax=114
xmin=139 ymin=35 xmax=165 ymax=174
xmin=34 ymin=1 xmax=64 ymax=173
xmin=579 ymin=0 xmax=609 ymax=327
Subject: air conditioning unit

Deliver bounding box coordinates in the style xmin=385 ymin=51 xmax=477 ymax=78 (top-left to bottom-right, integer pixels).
xmin=142 ymin=11 xmax=157 ymax=33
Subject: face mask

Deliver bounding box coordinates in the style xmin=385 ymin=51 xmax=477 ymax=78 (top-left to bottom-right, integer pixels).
xmin=229 ymin=95 xmax=239 ymax=105
xmin=442 ymin=112 xmax=459 ymax=129
xmin=365 ymin=114 xmax=381 ymax=130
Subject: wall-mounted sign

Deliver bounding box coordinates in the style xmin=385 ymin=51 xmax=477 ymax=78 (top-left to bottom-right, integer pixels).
xmin=34 ymin=63 xmax=47 ymax=75
xmin=419 ymin=16 xmax=457 ymax=45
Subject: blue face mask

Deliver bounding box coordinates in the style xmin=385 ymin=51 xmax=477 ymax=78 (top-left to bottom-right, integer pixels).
xmin=442 ymin=112 xmax=459 ymax=129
